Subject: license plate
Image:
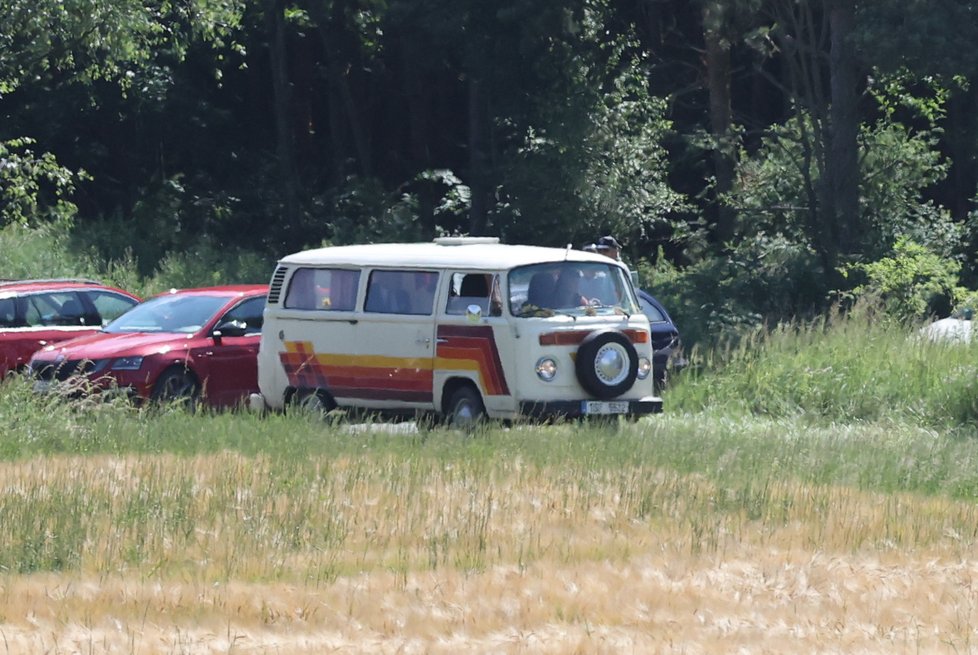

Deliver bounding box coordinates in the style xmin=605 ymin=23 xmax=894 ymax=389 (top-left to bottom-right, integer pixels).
xmin=33 ymin=380 xmax=51 ymax=394
xmin=582 ymin=400 xmax=629 ymax=415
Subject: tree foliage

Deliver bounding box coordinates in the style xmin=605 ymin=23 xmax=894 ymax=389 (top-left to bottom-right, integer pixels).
xmin=0 ymin=138 xmax=81 ymax=227
xmin=1 ymin=0 xmax=977 ymax=348
xmin=841 ymin=237 xmax=962 ymax=322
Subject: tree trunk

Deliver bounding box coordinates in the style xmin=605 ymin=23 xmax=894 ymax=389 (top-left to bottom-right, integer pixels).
xmin=401 ymin=37 xmax=436 ymax=235
xmin=264 ymin=0 xmax=299 ymax=230
xmin=703 ymin=4 xmax=736 ymax=245
xmin=310 ymin=0 xmax=372 ymax=178
xmin=827 ymin=0 xmax=859 ymax=259
xmin=468 ymin=77 xmax=489 ymax=236
xmin=945 ymin=83 xmax=978 ymax=221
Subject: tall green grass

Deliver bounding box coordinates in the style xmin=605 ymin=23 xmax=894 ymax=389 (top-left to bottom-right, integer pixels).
xmin=4 ymin=373 xmax=978 ymax=501
xmin=668 ymin=306 xmax=978 ymax=430
xmin=4 ymin=375 xmax=978 ymax=579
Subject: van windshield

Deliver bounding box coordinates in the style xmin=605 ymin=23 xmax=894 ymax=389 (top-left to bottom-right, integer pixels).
xmin=508 ymin=262 xmax=639 ymax=317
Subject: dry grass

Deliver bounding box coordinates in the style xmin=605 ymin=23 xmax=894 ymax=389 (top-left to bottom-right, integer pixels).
xmin=1 ymin=451 xmax=978 ymax=653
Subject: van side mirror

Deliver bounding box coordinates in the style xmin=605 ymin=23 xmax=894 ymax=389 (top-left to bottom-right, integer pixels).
xmin=465 ymin=304 xmax=483 ymax=324
xmin=630 ymin=271 xmax=640 ymax=288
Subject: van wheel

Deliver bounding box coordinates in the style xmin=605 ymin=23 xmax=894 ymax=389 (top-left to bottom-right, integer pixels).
xmin=151 ymin=367 xmax=199 ymax=409
xmin=446 ymin=386 xmax=486 ymax=429
xmin=292 ymin=389 xmax=336 ymax=420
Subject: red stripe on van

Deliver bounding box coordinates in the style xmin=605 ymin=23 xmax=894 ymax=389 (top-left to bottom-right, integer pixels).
xmin=279 ymin=341 xmax=434 ymax=403
xmin=435 ymin=325 xmax=510 ymax=396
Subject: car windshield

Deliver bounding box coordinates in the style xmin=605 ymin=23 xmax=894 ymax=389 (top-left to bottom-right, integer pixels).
xmin=103 ymin=294 xmax=231 ymax=334
xmin=509 ymin=262 xmax=639 ymax=317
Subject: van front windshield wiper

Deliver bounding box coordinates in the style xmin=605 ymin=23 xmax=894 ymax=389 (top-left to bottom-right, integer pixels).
xmin=614 ymin=305 xmax=631 ymax=319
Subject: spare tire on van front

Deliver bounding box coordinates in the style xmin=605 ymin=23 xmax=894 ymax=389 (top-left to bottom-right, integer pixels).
xmin=574 ymin=330 xmax=639 ymax=399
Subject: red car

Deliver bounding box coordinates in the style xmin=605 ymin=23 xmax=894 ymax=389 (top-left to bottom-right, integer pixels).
xmin=0 ymin=278 xmax=140 ymax=378
xmin=29 ymin=285 xmax=267 ymax=408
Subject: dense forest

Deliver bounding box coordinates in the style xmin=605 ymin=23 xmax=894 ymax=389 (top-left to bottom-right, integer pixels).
xmin=2 ymin=0 xmax=978 ymax=347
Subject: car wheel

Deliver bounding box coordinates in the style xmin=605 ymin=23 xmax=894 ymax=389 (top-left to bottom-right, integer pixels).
xmin=446 ymin=385 xmax=486 ymax=430
xmin=291 ymin=388 xmax=337 ymax=420
xmin=151 ymin=367 xmax=200 ymax=409
xmin=575 ymin=330 xmax=638 ymax=399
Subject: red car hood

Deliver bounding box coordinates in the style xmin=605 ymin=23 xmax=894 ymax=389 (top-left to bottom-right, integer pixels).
xmin=33 ymin=331 xmax=195 ymax=361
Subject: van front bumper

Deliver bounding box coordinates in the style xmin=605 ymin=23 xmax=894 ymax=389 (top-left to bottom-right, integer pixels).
xmin=518 ymin=396 xmax=662 ymax=419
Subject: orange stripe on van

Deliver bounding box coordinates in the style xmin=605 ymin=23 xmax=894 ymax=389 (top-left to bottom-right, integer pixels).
xmin=280 ymin=341 xmax=433 ymax=402
xmin=538 ymin=329 xmax=649 ymax=346
xmin=435 ymin=325 xmax=510 ymax=396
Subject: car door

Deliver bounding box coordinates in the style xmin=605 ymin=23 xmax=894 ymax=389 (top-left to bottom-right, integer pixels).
xmin=193 ymin=295 xmax=266 ymax=407
xmin=0 ymin=295 xmax=24 ymax=376
xmin=435 ymin=272 xmax=512 ymax=415
xmin=351 ymin=269 xmax=438 ymax=409
xmin=9 ymin=291 xmax=94 ymax=372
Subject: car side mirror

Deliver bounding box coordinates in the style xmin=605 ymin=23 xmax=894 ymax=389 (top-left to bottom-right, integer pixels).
xmin=630 ymin=271 xmax=640 ymax=288
xmin=213 ymin=320 xmax=248 ymax=340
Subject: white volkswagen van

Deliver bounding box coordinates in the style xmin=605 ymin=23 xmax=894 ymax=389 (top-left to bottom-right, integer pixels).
xmin=254 ymin=237 xmax=662 ymax=423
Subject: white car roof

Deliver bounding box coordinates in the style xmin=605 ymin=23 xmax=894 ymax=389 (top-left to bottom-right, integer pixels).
xmin=278 ymin=239 xmax=621 ymax=272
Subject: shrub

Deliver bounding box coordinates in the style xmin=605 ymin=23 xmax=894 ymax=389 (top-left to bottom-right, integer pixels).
xmin=840 ymin=236 xmax=962 ymax=322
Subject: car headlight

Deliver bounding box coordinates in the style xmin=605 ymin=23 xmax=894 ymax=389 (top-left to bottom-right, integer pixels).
xmin=535 ymin=357 xmax=558 ymax=381
xmin=88 ymin=359 xmax=110 ymax=374
xmin=636 ymin=356 xmax=652 ymax=380
xmin=111 ymin=356 xmax=144 ymax=371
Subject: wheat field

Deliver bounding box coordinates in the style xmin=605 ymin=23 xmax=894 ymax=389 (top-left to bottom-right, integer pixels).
xmin=1 ymin=440 xmax=977 ymax=654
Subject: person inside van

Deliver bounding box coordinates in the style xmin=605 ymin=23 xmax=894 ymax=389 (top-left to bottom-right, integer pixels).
xmin=580 ymin=265 xmax=618 ymax=305
xmin=526 ymin=271 xmax=556 ymax=309
xmin=459 ymin=273 xmax=488 ymax=298
xmin=553 ymin=269 xmax=587 ymax=308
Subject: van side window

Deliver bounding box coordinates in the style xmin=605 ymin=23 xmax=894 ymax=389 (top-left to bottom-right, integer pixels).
xmin=447 ymin=273 xmax=501 ymax=316
xmin=284 ymin=268 xmax=360 ymax=311
xmin=365 ymin=270 xmax=438 ymax=315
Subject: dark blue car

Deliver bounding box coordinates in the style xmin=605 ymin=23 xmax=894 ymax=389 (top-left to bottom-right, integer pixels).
xmin=637 ymin=289 xmax=685 ymax=390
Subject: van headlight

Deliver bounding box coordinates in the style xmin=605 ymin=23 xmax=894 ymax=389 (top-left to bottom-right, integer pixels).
xmin=535 ymin=357 xmax=558 ymax=381
xmin=636 ymin=356 xmax=652 ymax=380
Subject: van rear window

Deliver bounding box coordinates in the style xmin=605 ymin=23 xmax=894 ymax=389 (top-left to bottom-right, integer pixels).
xmin=284 ymin=268 xmax=360 ymax=311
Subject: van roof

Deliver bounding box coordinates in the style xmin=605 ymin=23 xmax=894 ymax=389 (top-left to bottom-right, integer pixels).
xmin=278 ymin=241 xmax=619 ymax=271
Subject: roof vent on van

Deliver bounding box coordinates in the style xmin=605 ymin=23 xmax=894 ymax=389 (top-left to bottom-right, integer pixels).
xmin=433 ymin=236 xmax=500 ymax=246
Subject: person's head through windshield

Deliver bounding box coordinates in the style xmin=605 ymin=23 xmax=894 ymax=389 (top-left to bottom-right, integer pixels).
xmin=553 ymin=269 xmax=585 ymax=308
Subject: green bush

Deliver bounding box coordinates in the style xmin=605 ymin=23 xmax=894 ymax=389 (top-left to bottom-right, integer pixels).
xmin=840 ymin=236 xmax=962 ymax=322
xmin=637 ymin=234 xmax=824 ymax=351
xmin=668 ymin=302 xmax=978 ymax=430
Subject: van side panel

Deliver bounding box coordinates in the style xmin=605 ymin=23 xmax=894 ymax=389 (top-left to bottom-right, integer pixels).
xmin=279 ymin=337 xmax=433 ymax=403
xmin=431 ymin=322 xmax=517 ymax=418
